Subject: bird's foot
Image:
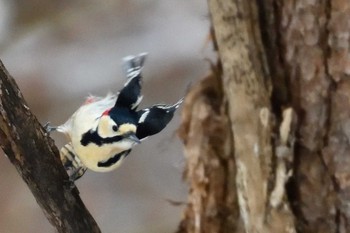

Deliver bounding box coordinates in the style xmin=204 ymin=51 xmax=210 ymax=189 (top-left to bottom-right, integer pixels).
xmin=43 ymin=122 xmax=57 ymax=134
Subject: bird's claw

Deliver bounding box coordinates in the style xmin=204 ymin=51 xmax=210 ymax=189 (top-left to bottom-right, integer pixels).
xmin=63 ymin=178 xmax=78 ymax=192
xmin=43 ymin=122 xmax=57 ymax=134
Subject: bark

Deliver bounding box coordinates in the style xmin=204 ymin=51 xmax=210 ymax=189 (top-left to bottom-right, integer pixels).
xmin=177 ymin=63 xmax=240 ymax=233
xmin=177 ymin=0 xmax=295 ymax=232
xmin=279 ymin=1 xmax=350 ymax=232
xmin=0 ymin=60 xmax=101 ymax=233
xmin=178 ymin=0 xmax=350 ymax=233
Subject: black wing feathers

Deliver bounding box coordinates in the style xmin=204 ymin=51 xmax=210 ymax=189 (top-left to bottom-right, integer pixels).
xmin=115 ymin=53 xmax=147 ymax=110
xmin=111 ymin=53 xmax=183 ymax=140
xmin=136 ymin=99 xmax=183 ymax=139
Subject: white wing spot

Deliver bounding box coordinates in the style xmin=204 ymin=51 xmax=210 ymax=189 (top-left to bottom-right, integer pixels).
xmin=154 ymin=98 xmax=184 ymax=110
xmin=139 ymin=109 xmax=150 ymax=123
xmin=123 ymin=75 xmax=136 ymax=87
xmin=131 ymin=95 xmax=143 ymax=110
xmin=156 ymin=105 xmax=171 ymax=110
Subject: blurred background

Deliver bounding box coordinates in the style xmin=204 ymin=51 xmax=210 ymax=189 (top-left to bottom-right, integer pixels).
xmin=0 ymin=1 xmax=210 ymax=232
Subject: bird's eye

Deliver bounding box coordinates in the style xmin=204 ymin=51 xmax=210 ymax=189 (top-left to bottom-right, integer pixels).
xmin=112 ymin=125 xmax=118 ymax=132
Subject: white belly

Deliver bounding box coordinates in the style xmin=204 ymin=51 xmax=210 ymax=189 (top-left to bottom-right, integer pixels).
xmin=58 ymin=94 xmax=135 ymax=172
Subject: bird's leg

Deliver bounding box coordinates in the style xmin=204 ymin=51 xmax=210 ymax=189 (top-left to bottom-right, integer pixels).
xmin=69 ymin=166 xmax=87 ymax=182
xmin=60 ymin=143 xmax=87 ymax=184
xmin=64 ymin=166 xmax=87 ymax=190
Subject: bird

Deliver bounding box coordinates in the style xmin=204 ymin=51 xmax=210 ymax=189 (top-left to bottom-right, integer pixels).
xmin=47 ymin=53 xmax=183 ymax=181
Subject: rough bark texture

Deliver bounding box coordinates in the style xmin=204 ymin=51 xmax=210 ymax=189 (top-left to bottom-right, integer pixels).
xmin=209 ymin=0 xmax=295 ymax=232
xmin=0 ymin=60 xmax=101 ymax=233
xmin=177 ymin=63 xmax=241 ymax=233
xmin=178 ymin=0 xmax=350 ymax=232
xmin=178 ymin=0 xmax=296 ymax=233
xmin=279 ymin=0 xmax=350 ymax=232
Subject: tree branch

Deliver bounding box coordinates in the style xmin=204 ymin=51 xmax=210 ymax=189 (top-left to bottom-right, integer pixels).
xmin=0 ymin=59 xmax=101 ymax=233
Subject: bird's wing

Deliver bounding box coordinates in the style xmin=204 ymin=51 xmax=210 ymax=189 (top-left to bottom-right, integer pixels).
xmin=115 ymin=53 xmax=147 ymax=110
xmin=136 ymin=98 xmax=183 ymax=139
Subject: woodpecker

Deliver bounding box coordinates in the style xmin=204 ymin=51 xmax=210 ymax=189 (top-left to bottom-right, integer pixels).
xmin=48 ymin=53 xmax=183 ymax=181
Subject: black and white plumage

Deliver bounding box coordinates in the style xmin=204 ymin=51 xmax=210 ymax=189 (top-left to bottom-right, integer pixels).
xmin=116 ymin=53 xmax=146 ymax=110
xmin=54 ymin=53 xmax=183 ymax=181
xmin=136 ymin=100 xmax=183 ymax=140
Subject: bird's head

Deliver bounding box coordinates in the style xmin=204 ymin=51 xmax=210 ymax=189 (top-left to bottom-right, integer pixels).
xmin=97 ymin=107 xmax=141 ymax=145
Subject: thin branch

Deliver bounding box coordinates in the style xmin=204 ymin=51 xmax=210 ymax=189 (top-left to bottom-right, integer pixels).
xmin=0 ymin=59 xmax=101 ymax=233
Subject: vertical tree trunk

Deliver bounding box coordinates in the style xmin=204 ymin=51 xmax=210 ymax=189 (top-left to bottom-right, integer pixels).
xmin=177 ymin=0 xmax=350 ymax=232
xmin=279 ymin=0 xmax=350 ymax=232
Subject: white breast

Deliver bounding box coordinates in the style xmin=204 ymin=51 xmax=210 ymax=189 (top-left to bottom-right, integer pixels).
xmin=74 ymin=142 xmax=129 ymax=172
xmin=57 ymin=94 xmax=134 ymax=172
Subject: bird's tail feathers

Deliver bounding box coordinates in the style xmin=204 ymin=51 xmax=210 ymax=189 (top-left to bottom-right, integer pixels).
xmin=122 ymin=52 xmax=148 ymax=79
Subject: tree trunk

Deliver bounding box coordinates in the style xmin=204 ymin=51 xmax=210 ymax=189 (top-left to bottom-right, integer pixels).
xmin=177 ymin=0 xmax=350 ymax=232
xmin=0 ymin=60 xmax=101 ymax=233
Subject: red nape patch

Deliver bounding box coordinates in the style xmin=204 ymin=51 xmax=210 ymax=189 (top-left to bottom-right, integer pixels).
xmin=102 ymin=108 xmax=111 ymax=116
xmin=84 ymin=96 xmax=97 ymax=105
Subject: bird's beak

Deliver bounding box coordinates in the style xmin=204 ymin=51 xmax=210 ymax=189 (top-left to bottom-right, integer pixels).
xmin=123 ymin=132 xmax=141 ymax=144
